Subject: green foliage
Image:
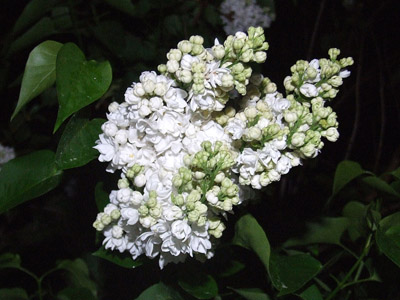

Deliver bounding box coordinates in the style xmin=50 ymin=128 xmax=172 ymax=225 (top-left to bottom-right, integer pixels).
xmin=269 ymin=253 xmax=322 ymax=296
xmin=56 ymin=258 xmax=97 ymax=297
xmin=178 ymin=269 xmax=218 ymax=299
xmin=92 ymin=246 xmax=143 ymax=269
xmin=55 ymin=114 xmax=105 ymax=170
xmin=331 ymin=160 xmax=370 ymax=198
xmin=229 ymin=287 xmax=271 ymax=300
xmin=299 ymin=284 xmax=323 ymax=300
xmin=362 ymin=176 xmax=400 ymax=198
xmin=57 ymin=287 xmax=96 ymax=300
xmin=0 ymin=253 xmax=22 ymax=269
xmin=0 ymin=288 xmax=28 ymax=300
xmin=233 ymin=214 xmax=271 ymax=271
xmin=11 ymin=40 xmax=62 ymax=120
xmin=135 ymin=282 xmax=184 ymax=300
xmin=0 ymin=150 xmax=63 ymax=214
xmin=284 ymin=217 xmax=350 ymax=247
xmin=376 ymin=212 xmax=400 ymax=268
xmin=11 ymin=0 xmax=57 ymax=35
xmin=54 ymin=43 xmax=112 ymax=132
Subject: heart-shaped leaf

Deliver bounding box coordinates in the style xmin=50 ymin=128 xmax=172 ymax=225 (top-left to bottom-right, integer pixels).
xmin=331 ymin=160 xmax=370 ymax=198
xmin=229 ymin=287 xmax=271 ymax=300
xmin=299 ymin=284 xmax=323 ymax=300
xmin=57 ymin=287 xmax=96 ymax=300
xmin=0 ymin=288 xmax=28 ymax=300
xmin=178 ymin=269 xmax=218 ymax=299
xmin=0 ymin=253 xmax=22 ymax=269
xmin=54 ymin=43 xmax=112 ymax=132
xmin=57 ymin=259 xmax=96 ymax=296
xmin=376 ymin=212 xmax=400 ymax=268
xmin=11 ymin=40 xmax=62 ymax=120
xmin=269 ymin=253 xmax=322 ymax=296
xmin=55 ymin=113 xmax=105 ymax=169
xmin=135 ymin=282 xmax=184 ymax=300
xmin=362 ymin=176 xmax=400 ymax=198
xmin=283 ymin=217 xmax=350 ymax=247
xmin=233 ymin=214 xmax=271 ymax=272
xmin=0 ymin=150 xmax=62 ymax=214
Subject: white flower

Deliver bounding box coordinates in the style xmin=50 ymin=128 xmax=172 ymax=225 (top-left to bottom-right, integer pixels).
xmin=171 ymin=220 xmax=192 ymax=241
xmin=225 ymin=118 xmax=246 ymax=139
xmin=300 ymin=83 xmax=319 ymax=98
xmin=121 ymin=208 xmax=139 ymax=225
xmin=94 ymin=134 xmax=117 ymax=163
xmin=163 ymin=205 xmax=183 ymax=221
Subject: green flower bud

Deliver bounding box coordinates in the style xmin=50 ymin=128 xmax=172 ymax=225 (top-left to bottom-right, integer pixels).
xmin=328 ymin=48 xmax=341 ymax=60
xmin=93 ymin=220 xmax=104 ymax=231
xmin=118 ymin=178 xmax=130 ymax=189
xmin=172 ymin=194 xmax=185 ymax=206
xmin=190 ymin=35 xmax=204 ymax=45
xmin=138 ymin=205 xmax=148 ymax=217
xmin=178 ymin=40 xmax=193 ymax=53
xmin=188 ymin=210 xmax=200 ymax=223
xmin=101 ymin=214 xmax=112 ymax=226
xmin=110 ymin=209 xmax=121 ymax=220
xmin=147 ymin=197 xmax=157 ymax=208
xmin=212 ymin=44 xmax=225 ymax=60
xmin=157 ymin=64 xmax=167 ymax=73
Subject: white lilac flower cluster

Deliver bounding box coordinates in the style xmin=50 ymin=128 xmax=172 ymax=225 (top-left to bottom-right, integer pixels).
xmin=220 ymin=0 xmax=275 ymax=35
xmin=94 ymin=27 xmax=353 ymax=268
xmin=0 ymin=143 xmax=15 ymax=170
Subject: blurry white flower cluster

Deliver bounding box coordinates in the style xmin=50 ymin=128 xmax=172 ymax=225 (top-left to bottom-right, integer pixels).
xmin=94 ymin=27 xmax=353 ymax=268
xmin=0 ymin=144 xmax=15 ymax=170
xmin=220 ymin=0 xmax=275 ymax=35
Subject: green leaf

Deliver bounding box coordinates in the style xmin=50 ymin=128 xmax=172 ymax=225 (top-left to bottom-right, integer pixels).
xmin=54 ymin=43 xmax=112 ymax=132
xmin=0 ymin=150 xmax=63 ymax=214
xmin=229 ymin=287 xmax=271 ymax=300
xmin=93 ymin=246 xmax=142 ymax=268
xmin=219 ymin=260 xmax=246 ymax=278
xmin=103 ymin=0 xmax=137 ymax=16
xmin=376 ymin=212 xmax=400 ymax=268
xmin=283 ymin=217 xmax=350 ymax=247
xmin=331 ymin=160 xmax=369 ymax=197
xmin=390 ymin=167 xmax=400 ymax=180
xmin=94 ymin=182 xmax=109 ymax=211
xmin=299 ymin=284 xmax=323 ymax=300
xmin=136 ymin=282 xmax=184 ymax=300
xmin=0 ymin=288 xmax=28 ymax=300
xmin=342 ymin=201 xmax=368 ymax=241
xmin=55 ymin=114 xmax=104 ymax=169
xmin=9 ymin=17 xmax=56 ymax=54
xmin=269 ymin=253 xmax=322 ymax=296
xmin=57 ymin=287 xmax=96 ymax=300
xmin=362 ymin=176 xmax=400 ymax=198
xmin=12 ymin=0 xmax=56 ymax=35
xmin=11 ymin=40 xmax=62 ymax=120
xmin=57 ymin=259 xmax=96 ymax=296
xmin=233 ymin=214 xmax=271 ymax=271
xmin=0 ymin=253 xmax=22 ymax=269
xmin=178 ymin=269 xmax=218 ymax=299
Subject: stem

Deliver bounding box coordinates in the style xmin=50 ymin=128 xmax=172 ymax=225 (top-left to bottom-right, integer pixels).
xmin=326 ymin=234 xmax=372 ymax=300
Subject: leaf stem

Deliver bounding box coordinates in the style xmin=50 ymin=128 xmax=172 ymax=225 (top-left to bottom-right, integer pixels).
xmin=325 ymin=234 xmax=372 ymax=300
